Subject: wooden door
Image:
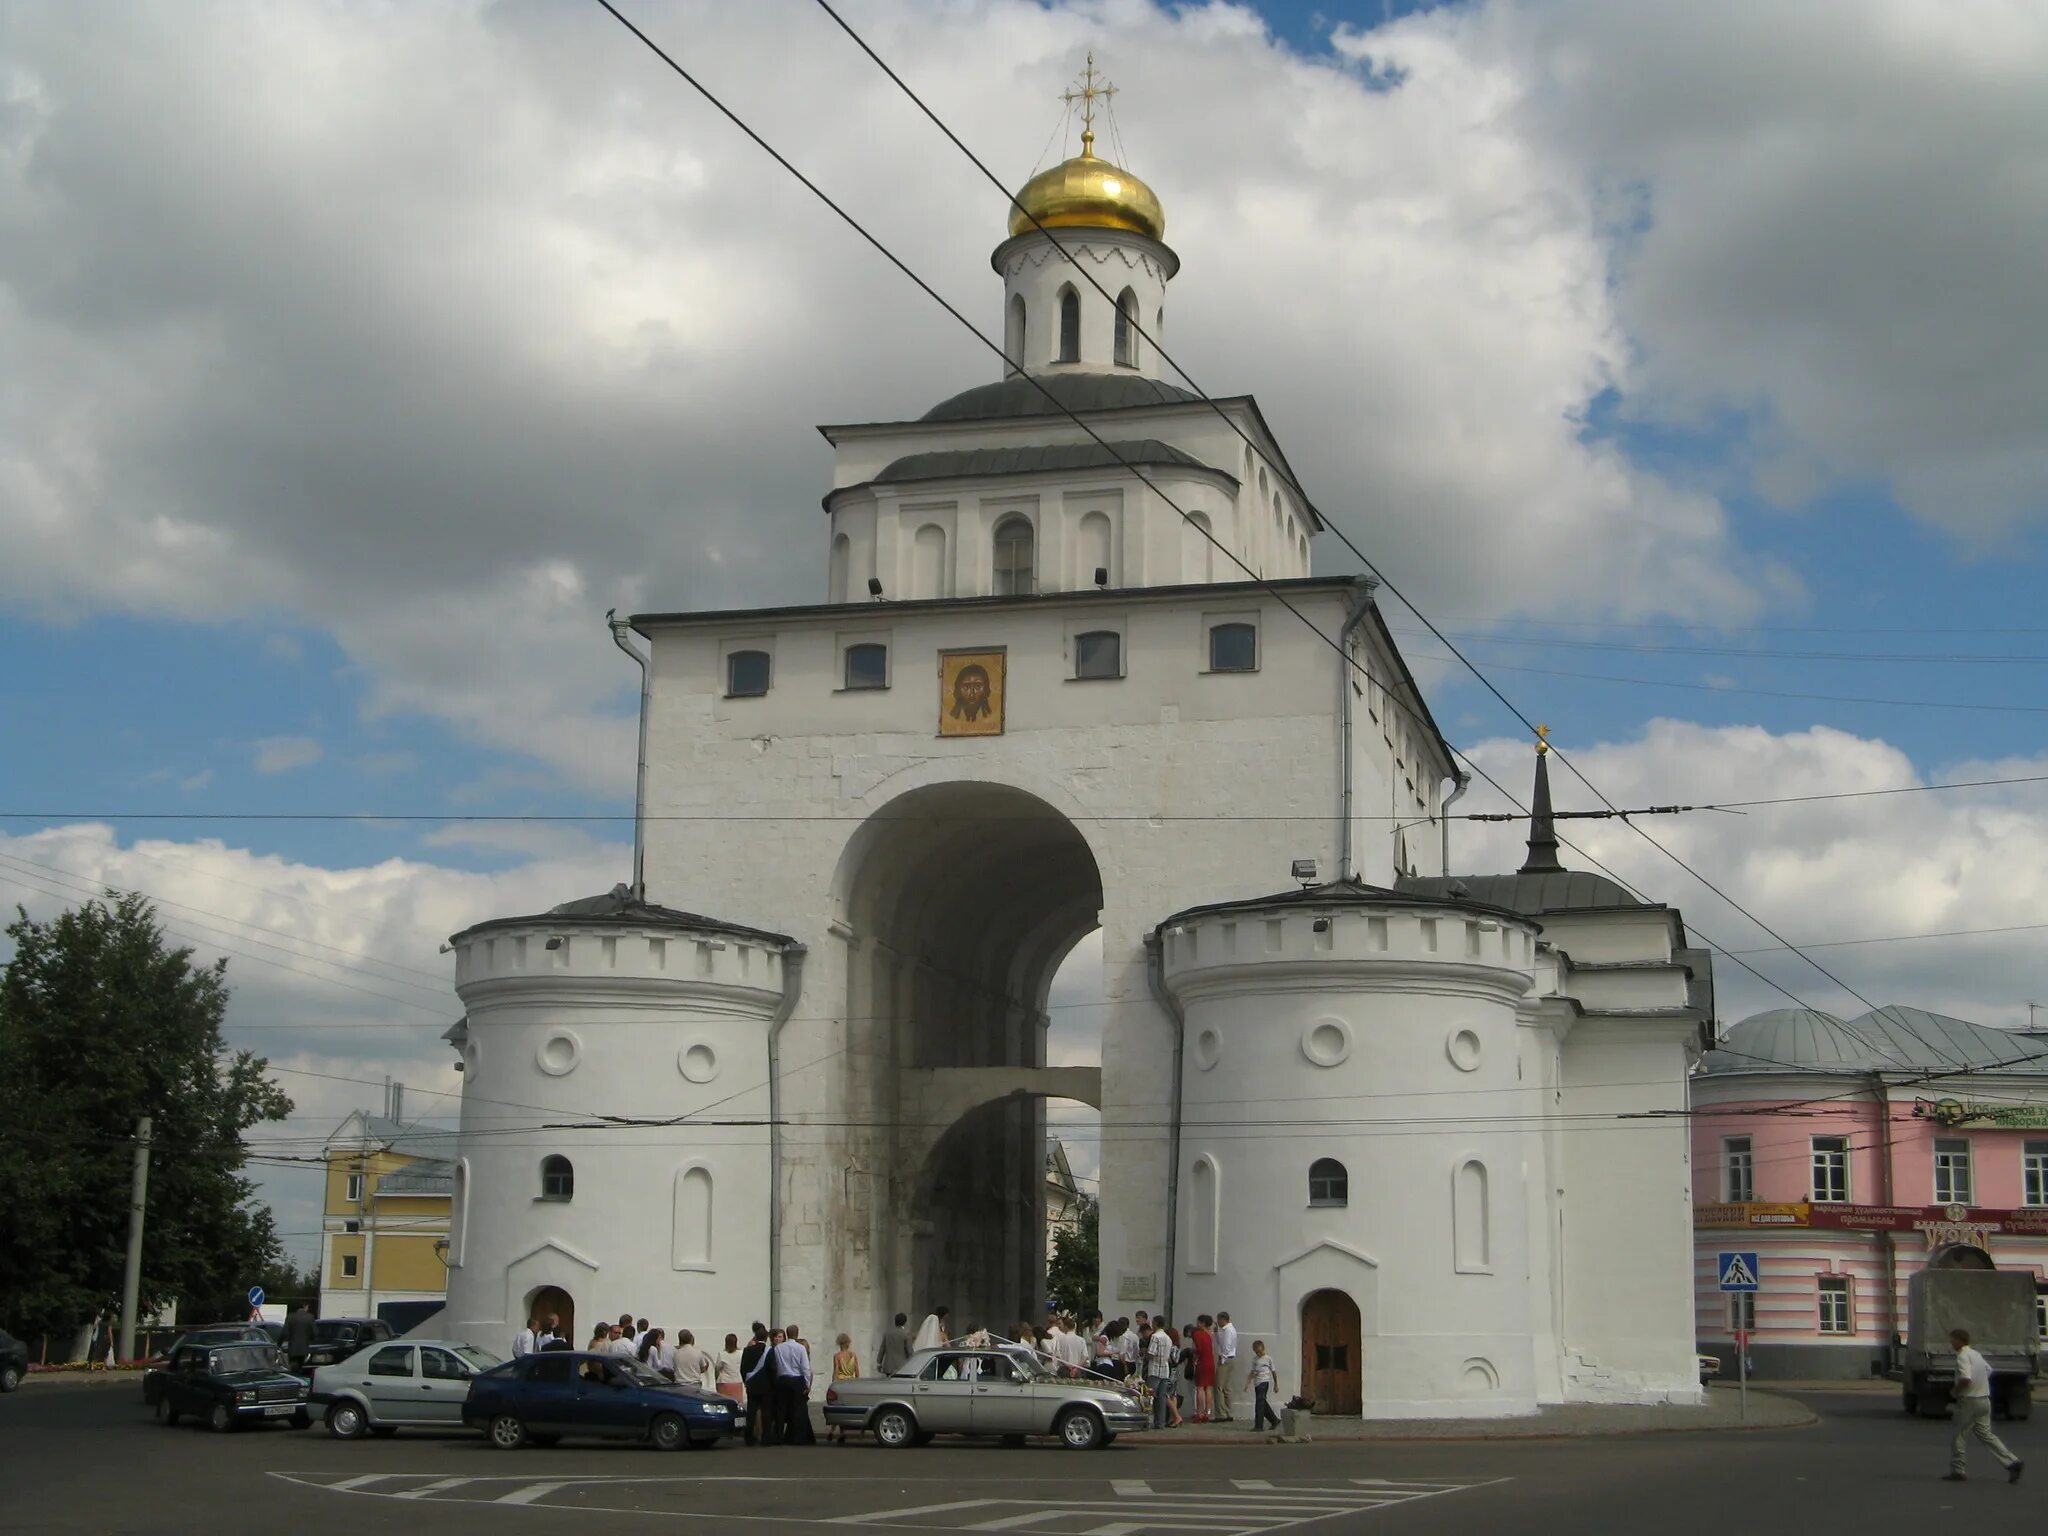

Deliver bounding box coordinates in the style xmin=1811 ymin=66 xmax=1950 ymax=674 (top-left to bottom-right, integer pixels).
xmin=1300 ymin=1289 xmax=1362 ymax=1415
xmin=528 ymin=1285 xmax=574 ymax=1350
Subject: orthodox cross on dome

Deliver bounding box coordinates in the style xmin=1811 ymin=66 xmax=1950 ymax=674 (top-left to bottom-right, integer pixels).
xmin=1534 ymin=722 xmax=1551 ymax=756
xmin=1061 ymin=52 xmax=1117 ymax=158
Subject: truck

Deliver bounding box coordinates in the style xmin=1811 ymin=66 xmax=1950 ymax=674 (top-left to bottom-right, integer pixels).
xmin=1895 ymin=1246 xmax=2037 ymax=1420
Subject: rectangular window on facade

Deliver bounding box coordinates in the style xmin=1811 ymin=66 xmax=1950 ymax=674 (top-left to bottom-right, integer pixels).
xmin=843 ymin=642 xmax=888 ymax=690
xmin=346 ymin=1172 xmax=364 ymax=1203
xmin=1725 ymin=1137 xmax=1755 ymax=1202
xmin=1728 ymin=1293 xmax=1755 ymax=1332
xmin=725 ymin=649 xmax=771 ymax=697
xmin=2024 ymin=1142 xmax=2048 ymax=1207
xmin=1207 ymin=621 xmax=1258 ymax=672
xmin=1818 ymin=1276 xmax=1852 ymax=1335
xmin=1933 ymin=1138 xmax=1974 ymax=1205
xmin=2036 ymin=1290 xmax=2047 ymax=1343
xmin=1811 ymin=1136 xmax=1849 ymax=1203
xmin=1073 ymin=630 xmax=1122 ymax=680
xmin=341 ymin=1254 xmax=359 ymax=1279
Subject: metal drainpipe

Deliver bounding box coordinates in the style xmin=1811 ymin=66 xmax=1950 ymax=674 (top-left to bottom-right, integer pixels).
xmin=607 ymin=611 xmax=651 ymax=901
xmin=766 ymin=946 xmax=808 ymax=1326
xmin=1872 ymin=1072 xmax=1900 ymax=1357
xmin=1439 ymin=772 xmax=1472 ymax=874
xmin=1145 ymin=933 xmax=1186 ymax=1325
xmin=1336 ymin=585 xmax=1377 ymax=880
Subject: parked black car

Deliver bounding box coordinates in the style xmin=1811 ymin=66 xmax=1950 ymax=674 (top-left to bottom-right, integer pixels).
xmin=147 ymin=1323 xmax=274 ymax=1370
xmin=0 ymin=1328 xmax=27 ymax=1393
xmin=299 ymin=1318 xmax=398 ymax=1372
xmin=462 ymin=1351 xmax=740 ymax=1450
xmin=143 ymin=1340 xmax=311 ymax=1432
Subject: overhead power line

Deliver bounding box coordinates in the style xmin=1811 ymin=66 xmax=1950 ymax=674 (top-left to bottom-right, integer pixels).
xmin=1400 ymin=629 xmax=2048 ymax=665
xmin=785 ymin=2 xmax=1934 ymax=1069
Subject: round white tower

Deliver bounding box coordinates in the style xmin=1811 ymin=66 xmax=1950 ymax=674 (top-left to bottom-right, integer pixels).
xmin=1157 ymin=878 xmax=1544 ymax=1418
xmin=439 ymin=888 xmax=800 ymax=1351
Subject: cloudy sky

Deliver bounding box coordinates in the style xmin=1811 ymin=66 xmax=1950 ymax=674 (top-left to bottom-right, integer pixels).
xmin=3 ymin=0 xmax=2046 ymax=1262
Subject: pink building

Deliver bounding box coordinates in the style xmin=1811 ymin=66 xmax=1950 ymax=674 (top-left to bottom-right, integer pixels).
xmin=1692 ymin=1007 xmax=2048 ymax=1379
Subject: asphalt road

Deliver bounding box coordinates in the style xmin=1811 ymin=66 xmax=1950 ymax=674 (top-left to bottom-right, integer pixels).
xmin=2 ymin=1383 xmax=2038 ymax=1535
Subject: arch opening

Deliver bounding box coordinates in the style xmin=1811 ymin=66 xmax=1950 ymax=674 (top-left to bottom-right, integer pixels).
xmin=835 ymin=780 xmax=1105 ymax=1331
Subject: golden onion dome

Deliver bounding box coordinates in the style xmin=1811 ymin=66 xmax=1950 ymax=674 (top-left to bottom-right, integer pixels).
xmin=1009 ymin=133 xmax=1165 ymax=243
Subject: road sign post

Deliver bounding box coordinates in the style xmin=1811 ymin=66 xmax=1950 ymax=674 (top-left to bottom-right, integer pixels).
xmin=1718 ymin=1253 xmax=1759 ymax=1423
xmin=247 ymin=1284 xmax=265 ymax=1322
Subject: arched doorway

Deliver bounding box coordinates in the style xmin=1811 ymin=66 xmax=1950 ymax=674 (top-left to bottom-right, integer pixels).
xmin=526 ymin=1285 xmax=575 ymax=1348
xmin=1301 ymin=1289 xmax=1361 ymax=1415
xmin=834 ymin=781 xmax=1104 ymax=1334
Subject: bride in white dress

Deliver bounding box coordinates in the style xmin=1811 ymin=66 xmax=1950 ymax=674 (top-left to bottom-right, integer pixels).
xmin=912 ymin=1307 xmax=950 ymax=1351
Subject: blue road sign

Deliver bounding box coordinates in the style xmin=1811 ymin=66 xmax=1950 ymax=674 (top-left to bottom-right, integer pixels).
xmin=247 ymin=1285 xmax=265 ymax=1309
xmin=1717 ymin=1252 xmax=1760 ymax=1292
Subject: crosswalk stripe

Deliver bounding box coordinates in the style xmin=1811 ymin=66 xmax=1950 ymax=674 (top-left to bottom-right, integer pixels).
xmin=328 ymin=1474 xmax=398 ymax=1491
xmin=394 ymin=1478 xmax=477 ymax=1500
xmin=496 ymin=1483 xmax=569 ymax=1506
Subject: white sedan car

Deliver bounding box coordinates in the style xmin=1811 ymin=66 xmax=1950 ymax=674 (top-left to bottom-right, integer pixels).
xmin=312 ymin=1339 xmax=504 ymax=1438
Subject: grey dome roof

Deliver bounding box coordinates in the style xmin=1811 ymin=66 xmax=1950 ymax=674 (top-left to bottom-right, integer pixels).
xmin=1702 ymin=1005 xmax=2048 ymax=1076
xmin=922 ymin=371 xmax=1203 ymax=423
xmin=875 ymin=438 xmax=1210 ymax=486
xmin=1397 ymin=871 xmax=1644 ymax=914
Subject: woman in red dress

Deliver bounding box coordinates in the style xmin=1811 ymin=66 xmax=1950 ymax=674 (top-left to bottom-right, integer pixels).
xmin=1191 ymin=1316 xmax=1218 ymax=1422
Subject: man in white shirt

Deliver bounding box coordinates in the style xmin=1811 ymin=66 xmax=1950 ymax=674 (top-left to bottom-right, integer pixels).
xmin=772 ymin=1325 xmax=816 ymax=1445
xmin=512 ymin=1314 xmax=541 ymax=1358
xmin=1052 ymin=1320 xmax=1088 ymax=1376
xmin=1945 ymin=1328 xmax=2023 ymax=1483
xmin=1213 ymin=1312 xmax=1239 ymax=1422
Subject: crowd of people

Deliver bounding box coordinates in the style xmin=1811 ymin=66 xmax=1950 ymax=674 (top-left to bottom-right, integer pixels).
xmin=508 ymin=1301 xmax=1286 ymax=1442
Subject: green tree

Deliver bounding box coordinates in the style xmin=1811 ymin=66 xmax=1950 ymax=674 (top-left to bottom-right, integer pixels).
xmin=1045 ymin=1195 xmax=1100 ymax=1317
xmin=0 ymin=892 xmax=293 ymax=1339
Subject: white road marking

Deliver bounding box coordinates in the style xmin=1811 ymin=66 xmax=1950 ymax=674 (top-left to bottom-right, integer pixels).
xmin=498 ymin=1482 xmax=571 ymax=1506
xmin=328 ymin=1474 xmax=399 ymax=1491
xmin=395 ymin=1477 xmax=478 ymax=1499
xmin=1112 ymin=1481 xmax=1153 ymax=1495
xmin=833 ymin=1500 xmax=1009 ymax=1526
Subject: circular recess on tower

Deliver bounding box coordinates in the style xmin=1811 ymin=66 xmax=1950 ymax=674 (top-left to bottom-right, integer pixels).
xmin=1447 ymin=1029 xmax=1482 ymax=1073
xmin=1192 ymin=1028 xmax=1222 ymax=1071
xmin=679 ymin=1040 xmax=720 ymax=1084
xmin=536 ymin=1031 xmax=582 ymax=1077
xmin=1301 ymin=1017 xmax=1352 ymax=1068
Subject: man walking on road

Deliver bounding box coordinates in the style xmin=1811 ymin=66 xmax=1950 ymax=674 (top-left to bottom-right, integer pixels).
xmin=1213 ymin=1312 xmax=1238 ymax=1421
xmin=1943 ymin=1328 xmax=2023 ymax=1483
xmin=282 ymin=1304 xmax=315 ymax=1370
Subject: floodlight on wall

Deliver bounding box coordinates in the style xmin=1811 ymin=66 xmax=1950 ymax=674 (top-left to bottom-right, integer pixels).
xmin=867 ymin=577 xmax=884 ymax=599
xmin=1291 ymin=858 xmax=1318 ymax=886
xmin=1093 ymin=566 xmax=1109 ymax=588
xmin=544 ymin=936 xmax=564 ymax=951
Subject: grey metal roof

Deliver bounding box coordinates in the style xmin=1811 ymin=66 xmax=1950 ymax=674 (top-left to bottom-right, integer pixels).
xmin=1159 ymin=876 xmax=1532 ymax=933
xmin=1396 ymin=871 xmax=1648 ymax=914
xmin=451 ymin=884 xmax=797 ymax=950
xmin=920 ymin=371 xmax=1203 ymax=423
xmin=874 ymin=438 xmax=1211 ymax=487
xmin=1702 ymin=1005 xmax=2048 ymax=1076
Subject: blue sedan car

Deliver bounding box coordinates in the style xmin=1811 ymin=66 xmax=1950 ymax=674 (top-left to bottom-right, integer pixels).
xmin=462 ymin=1351 xmax=739 ymax=1451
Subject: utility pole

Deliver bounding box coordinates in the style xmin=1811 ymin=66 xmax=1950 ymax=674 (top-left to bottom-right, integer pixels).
xmin=117 ymin=1115 xmax=153 ymax=1363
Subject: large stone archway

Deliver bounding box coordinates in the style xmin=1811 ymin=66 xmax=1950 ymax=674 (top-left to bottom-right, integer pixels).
xmin=832 ymin=780 xmax=1104 ymax=1331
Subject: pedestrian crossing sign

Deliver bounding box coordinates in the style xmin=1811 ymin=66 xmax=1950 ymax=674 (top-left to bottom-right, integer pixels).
xmin=1717 ymin=1251 xmax=1760 ymax=1292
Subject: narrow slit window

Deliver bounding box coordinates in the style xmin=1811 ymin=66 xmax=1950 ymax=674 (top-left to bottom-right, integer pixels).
xmin=1057 ymin=288 xmax=1080 ymax=363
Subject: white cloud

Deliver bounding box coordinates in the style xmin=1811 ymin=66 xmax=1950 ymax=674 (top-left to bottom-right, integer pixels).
xmin=0 ymin=0 xmax=1832 ymax=793
xmin=178 ymin=769 xmax=214 ymax=792
xmin=251 ymin=735 xmax=322 ymax=774
xmin=0 ymin=821 xmax=628 ymax=1263
xmin=1359 ymin=0 xmax=2048 ymax=537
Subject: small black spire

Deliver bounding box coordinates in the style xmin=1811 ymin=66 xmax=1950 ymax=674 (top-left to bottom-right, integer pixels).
xmin=1519 ymin=727 xmax=1564 ymax=875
